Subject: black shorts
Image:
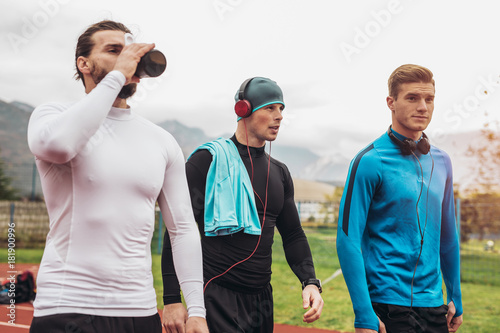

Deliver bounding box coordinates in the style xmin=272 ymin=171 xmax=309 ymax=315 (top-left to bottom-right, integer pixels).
xmin=372 ymin=302 xmax=449 ymax=333
xmin=30 ymin=312 xmax=161 ymax=333
xmin=204 ymin=282 xmax=274 ymax=333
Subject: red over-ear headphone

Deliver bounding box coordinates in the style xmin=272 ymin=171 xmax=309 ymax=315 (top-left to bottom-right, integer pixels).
xmin=234 ymin=78 xmax=254 ymax=118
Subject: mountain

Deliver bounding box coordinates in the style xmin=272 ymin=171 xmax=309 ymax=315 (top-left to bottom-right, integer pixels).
xmin=0 ymin=100 xmax=325 ymax=196
xmin=154 ymin=120 xmax=322 ymax=178
xmin=156 ymin=119 xmax=213 ymax=157
xmin=0 ymin=100 xmax=32 ymax=165
xmin=270 ymin=145 xmax=320 ymax=178
xmin=293 ymin=130 xmax=489 ymax=189
xmin=0 ymin=98 xmax=492 ymax=196
xmin=153 ymin=121 xmax=324 ymax=179
xmin=10 ymin=101 xmax=35 ymax=114
xmin=0 ymin=100 xmax=35 ymax=197
xmin=297 ymin=153 xmax=350 ymax=185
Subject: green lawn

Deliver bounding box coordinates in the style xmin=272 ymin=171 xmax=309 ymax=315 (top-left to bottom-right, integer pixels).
xmin=1 ymin=248 xmax=44 ymax=263
xmin=269 ymin=228 xmax=500 ymax=333
xmin=3 ymin=229 xmax=500 ymax=333
xmin=460 ymin=239 xmax=500 ymax=286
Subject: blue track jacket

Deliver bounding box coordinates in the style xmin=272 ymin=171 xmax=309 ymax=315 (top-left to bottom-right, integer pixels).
xmin=336 ymin=130 xmax=463 ymax=331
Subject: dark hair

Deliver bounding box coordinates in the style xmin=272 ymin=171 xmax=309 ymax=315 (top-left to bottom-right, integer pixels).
xmin=388 ymin=64 xmax=435 ymax=99
xmin=74 ymin=20 xmax=131 ymax=87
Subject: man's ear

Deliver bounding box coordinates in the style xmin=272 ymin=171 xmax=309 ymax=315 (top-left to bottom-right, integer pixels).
xmin=386 ymin=96 xmax=395 ymax=112
xmin=77 ymin=56 xmax=91 ymax=75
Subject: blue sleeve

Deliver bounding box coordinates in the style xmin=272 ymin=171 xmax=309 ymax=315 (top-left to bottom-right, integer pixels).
xmin=336 ymin=144 xmax=380 ymax=331
xmin=439 ymin=154 xmax=463 ymax=317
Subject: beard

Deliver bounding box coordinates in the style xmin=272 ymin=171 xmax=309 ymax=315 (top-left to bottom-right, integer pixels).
xmin=91 ymin=65 xmax=137 ymax=100
xmin=117 ymin=84 xmax=137 ymax=99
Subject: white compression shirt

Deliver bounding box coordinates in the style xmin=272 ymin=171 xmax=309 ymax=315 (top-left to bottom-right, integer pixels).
xmin=27 ymin=71 xmax=205 ymax=318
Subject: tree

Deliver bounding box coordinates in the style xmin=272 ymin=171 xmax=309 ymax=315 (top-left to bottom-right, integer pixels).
xmin=318 ymin=187 xmax=343 ymax=225
xmin=0 ymin=151 xmax=19 ymax=200
xmin=460 ymin=192 xmax=500 ymax=241
xmin=461 ymin=116 xmax=500 ymax=240
xmin=466 ymin=117 xmax=500 ymax=193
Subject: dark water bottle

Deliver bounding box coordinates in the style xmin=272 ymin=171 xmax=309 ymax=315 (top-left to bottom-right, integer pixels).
xmin=124 ymin=33 xmax=167 ymax=78
xmin=135 ymin=49 xmax=167 ymax=78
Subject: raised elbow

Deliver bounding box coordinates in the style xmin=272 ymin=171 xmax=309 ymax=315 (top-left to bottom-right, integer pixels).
xmin=29 ymin=135 xmax=76 ymax=164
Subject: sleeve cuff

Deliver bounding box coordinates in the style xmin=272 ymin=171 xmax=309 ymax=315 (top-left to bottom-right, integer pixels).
xmin=107 ymin=70 xmax=127 ymax=86
xmin=187 ymin=306 xmax=206 ymax=319
xmin=163 ymin=295 xmax=182 ymax=305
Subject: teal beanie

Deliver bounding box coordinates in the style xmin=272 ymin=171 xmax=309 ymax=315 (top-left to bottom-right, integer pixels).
xmin=235 ymin=77 xmax=285 ymax=120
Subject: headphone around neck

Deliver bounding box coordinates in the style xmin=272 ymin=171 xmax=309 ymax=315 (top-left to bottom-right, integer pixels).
xmin=387 ymin=125 xmax=435 ymax=311
xmin=234 ymin=78 xmax=255 ymax=118
xmin=387 ymin=126 xmax=430 ymax=155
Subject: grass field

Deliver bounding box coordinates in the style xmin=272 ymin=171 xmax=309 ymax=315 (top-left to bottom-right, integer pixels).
xmin=460 ymin=239 xmax=500 ymax=286
xmin=269 ymin=228 xmax=500 ymax=333
xmin=3 ymin=228 xmax=500 ymax=332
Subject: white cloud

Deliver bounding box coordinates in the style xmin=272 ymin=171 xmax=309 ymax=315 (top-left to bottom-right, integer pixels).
xmin=0 ymin=0 xmax=499 ymax=156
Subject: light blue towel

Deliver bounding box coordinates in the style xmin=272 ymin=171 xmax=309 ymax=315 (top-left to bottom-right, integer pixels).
xmin=189 ymin=138 xmax=261 ymax=237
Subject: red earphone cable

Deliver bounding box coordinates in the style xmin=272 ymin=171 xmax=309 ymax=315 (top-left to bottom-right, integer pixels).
xmin=203 ymin=120 xmax=271 ymax=293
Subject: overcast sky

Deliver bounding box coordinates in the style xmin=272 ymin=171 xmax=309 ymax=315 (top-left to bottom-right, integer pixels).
xmin=1 ymin=0 xmax=499 ymax=157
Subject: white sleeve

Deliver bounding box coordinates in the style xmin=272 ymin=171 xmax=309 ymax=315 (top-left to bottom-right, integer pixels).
xmin=157 ymin=145 xmax=206 ymax=318
xmin=27 ymin=71 xmax=126 ymax=164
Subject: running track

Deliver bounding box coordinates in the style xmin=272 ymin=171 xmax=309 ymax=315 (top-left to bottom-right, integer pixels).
xmin=1 ymin=264 xmax=345 ymax=333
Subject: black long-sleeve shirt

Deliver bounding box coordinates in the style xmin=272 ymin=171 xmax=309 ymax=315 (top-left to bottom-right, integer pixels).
xmin=162 ymin=135 xmax=316 ymax=303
